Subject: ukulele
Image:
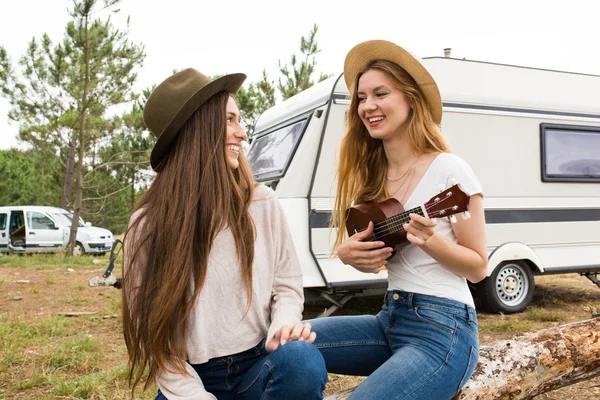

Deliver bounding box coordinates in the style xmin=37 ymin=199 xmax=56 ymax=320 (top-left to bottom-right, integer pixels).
xmin=345 ymin=184 xmax=471 ymax=249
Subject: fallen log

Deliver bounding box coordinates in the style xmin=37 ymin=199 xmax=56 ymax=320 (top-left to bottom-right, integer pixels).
xmin=324 ymin=315 xmax=600 ymax=400
xmin=455 ymin=316 xmax=600 ymax=399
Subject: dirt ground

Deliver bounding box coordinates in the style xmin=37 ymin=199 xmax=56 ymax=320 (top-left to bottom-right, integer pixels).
xmin=1 ymin=260 xmax=600 ymax=399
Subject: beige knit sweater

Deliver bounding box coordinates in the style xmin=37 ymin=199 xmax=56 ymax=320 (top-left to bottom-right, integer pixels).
xmin=125 ymin=184 xmax=304 ymax=399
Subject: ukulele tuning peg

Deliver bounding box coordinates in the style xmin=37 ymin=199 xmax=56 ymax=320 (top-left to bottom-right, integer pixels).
xmin=448 ymin=215 xmax=457 ymax=224
xmin=462 ymin=211 xmax=471 ymax=220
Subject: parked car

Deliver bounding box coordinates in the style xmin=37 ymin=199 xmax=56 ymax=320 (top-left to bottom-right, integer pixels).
xmin=0 ymin=206 xmax=114 ymax=256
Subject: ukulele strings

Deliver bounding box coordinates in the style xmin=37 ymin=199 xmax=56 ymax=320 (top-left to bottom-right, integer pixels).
xmin=359 ymin=205 xmax=458 ymax=239
xmin=356 ymin=195 xmax=455 ymax=237
xmin=375 ymin=194 xmax=456 ymax=233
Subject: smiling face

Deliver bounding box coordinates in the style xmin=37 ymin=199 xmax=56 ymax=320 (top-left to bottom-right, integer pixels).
xmin=356 ymin=69 xmax=412 ymax=141
xmin=225 ymin=95 xmax=247 ymax=169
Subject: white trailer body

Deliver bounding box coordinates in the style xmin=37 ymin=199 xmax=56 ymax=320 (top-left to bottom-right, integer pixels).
xmin=246 ymin=57 xmax=600 ymax=314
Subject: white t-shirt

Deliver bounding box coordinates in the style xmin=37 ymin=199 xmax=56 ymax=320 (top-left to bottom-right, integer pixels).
xmin=386 ymin=152 xmax=483 ymax=307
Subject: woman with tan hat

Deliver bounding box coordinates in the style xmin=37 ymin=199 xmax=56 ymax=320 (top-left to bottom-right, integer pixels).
xmin=122 ymin=69 xmax=327 ymax=400
xmin=307 ymin=40 xmax=488 ymax=399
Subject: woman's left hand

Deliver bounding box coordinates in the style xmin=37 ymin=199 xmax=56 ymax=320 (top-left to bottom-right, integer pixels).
xmin=266 ymin=322 xmax=316 ymax=352
xmin=403 ymin=213 xmax=438 ymax=247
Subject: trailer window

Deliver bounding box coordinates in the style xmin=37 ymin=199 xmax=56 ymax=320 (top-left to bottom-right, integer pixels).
xmin=247 ymin=118 xmax=308 ymax=181
xmin=541 ymin=124 xmax=600 ymax=183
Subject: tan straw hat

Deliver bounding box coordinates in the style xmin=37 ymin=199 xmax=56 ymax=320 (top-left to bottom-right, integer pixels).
xmin=144 ymin=68 xmax=246 ymax=171
xmin=344 ymin=40 xmax=442 ymax=125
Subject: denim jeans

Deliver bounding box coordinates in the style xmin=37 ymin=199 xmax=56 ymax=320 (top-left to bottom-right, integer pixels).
xmin=307 ymin=290 xmax=479 ymax=400
xmin=155 ymin=339 xmax=327 ymax=400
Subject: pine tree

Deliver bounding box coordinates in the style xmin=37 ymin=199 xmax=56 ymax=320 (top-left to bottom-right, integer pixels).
xmin=277 ymin=24 xmax=331 ymax=100
xmin=0 ymin=0 xmax=145 ymax=255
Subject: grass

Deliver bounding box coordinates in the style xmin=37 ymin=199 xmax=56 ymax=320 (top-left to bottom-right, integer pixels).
xmin=0 ymin=253 xmax=107 ymax=269
xmin=55 ymin=295 xmax=95 ymax=306
xmin=1 ymin=257 xmax=599 ymax=399
xmin=0 ymin=308 xmax=150 ymax=399
xmin=525 ymin=307 xmax=564 ymax=322
xmin=479 ymin=319 xmax=534 ymax=332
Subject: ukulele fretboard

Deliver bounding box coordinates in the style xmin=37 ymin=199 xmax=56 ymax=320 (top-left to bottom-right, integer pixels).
xmin=371 ymin=205 xmax=428 ymax=239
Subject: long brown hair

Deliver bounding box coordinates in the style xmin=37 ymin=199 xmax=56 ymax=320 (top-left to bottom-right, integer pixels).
xmin=332 ymin=60 xmax=450 ymax=249
xmin=122 ymin=91 xmax=256 ymax=392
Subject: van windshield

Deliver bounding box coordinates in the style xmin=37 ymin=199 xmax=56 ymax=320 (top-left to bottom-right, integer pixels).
xmin=51 ymin=212 xmax=85 ymax=228
xmin=247 ymin=119 xmax=307 ymax=181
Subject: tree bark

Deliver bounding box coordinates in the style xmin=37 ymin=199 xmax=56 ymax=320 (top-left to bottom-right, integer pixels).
xmin=324 ymin=317 xmax=600 ymax=400
xmin=131 ymin=171 xmax=135 ymax=210
xmin=455 ymin=317 xmax=600 ymax=399
xmin=61 ymin=138 xmax=76 ymax=209
xmin=66 ymin=12 xmax=90 ymax=256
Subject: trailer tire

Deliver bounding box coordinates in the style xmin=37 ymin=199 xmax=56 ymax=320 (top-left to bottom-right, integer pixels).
xmin=476 ymin=261 xmax=534 ymax=313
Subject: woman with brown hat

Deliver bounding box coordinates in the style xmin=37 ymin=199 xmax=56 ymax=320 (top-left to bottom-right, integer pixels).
xmin=307 ymin=40 xmax=488 ymax=399
xmin=122 ymin=69 xmax=327 ymax=400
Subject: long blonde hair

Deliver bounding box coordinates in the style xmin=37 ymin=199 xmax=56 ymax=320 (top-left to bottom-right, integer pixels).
xmin=122 ymin=91 xmax=256 ymax=392
xmin=332 ymin=60 xmax=450 ymax=250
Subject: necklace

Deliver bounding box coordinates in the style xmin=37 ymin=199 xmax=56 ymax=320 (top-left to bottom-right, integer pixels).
xmin=388 ymin=163 xmax=415 ymax=198
xmin=398 ymin=166 xmax=416 ymax=204
xmin=387 ymin=158 xmax=418 ymax=182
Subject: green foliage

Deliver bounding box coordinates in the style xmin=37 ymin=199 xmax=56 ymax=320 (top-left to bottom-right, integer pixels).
xmin=88 ymin=89 xmax=155 ymax=233
xmin=0 ymin=145 xmax=140 ymax=234
xmin=277 ymin=24 xmax=332 ymax=100
xmin=236 ymin=69 xmax=276 ymax=133
xmin=236 ymin=24 xmax=329 ymax=134
xmin=0 ymin=0 xmax=146 ymax=250
xmin=0 ymin=148 xmax=62 ymax=206
xmin=0 ymin=19 xmax=329 ymax=235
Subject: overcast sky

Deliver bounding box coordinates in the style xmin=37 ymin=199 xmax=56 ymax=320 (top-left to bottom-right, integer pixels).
xmin=1 ymin=0 xmax=599 ymax=149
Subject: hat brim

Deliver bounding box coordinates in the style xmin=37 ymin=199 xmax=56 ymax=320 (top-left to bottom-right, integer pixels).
xmin=343 ymin=40 xmax=442 ymax=125
xmin=150 ymin=73 xmax=247 ymax=171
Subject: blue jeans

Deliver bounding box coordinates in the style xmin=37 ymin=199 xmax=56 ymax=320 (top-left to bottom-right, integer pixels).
xmin=307 ymin=290 xmax=479 ymax=400
xmin=155 ymin=339 xmax=327 ymax=400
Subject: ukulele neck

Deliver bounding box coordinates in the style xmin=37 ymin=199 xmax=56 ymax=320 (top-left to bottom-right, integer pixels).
xmin=380 ymin=204 xmax=429 ymax=235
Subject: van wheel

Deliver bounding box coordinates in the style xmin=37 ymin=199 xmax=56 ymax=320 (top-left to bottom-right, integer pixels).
xmin=73 ymin=242 xmax=85 ymax=256
xmin=476 ymin=261 xmax=534 ymax=313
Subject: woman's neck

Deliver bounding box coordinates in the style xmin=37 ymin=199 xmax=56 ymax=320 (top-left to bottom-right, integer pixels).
xmin=382 ymin=134 xmax=418 ymax=174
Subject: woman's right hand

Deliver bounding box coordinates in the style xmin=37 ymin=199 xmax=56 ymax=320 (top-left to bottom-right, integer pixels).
xmin=337 ymin=221 xmax=394 ymax=273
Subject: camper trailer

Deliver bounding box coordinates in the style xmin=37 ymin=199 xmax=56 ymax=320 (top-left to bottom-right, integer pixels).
xmin=246 ymin=57 xmax=600 ymax=315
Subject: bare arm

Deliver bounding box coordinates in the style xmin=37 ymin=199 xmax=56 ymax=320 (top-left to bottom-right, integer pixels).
xmin=404 ymin=194 xmax=488 ymax=283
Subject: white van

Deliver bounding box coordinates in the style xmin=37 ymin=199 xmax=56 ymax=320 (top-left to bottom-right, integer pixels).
xmin=0 ymin=206 xmax=114 ymax=256
xmin=246 ymin=57 xmax=600 ymax=315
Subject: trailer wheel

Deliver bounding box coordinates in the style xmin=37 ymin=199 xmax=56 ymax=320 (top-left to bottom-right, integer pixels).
xmin=476 ymin=261 xmax=534 ymax=313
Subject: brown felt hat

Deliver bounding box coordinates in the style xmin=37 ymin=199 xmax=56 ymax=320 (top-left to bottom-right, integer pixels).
xmin=344 ymin=40 xmax=442 ymax=125
xmin=144 ymin=68 xmax=246 ymax=171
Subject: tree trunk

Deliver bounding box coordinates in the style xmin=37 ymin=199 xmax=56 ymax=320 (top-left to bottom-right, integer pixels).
xmin=61 ymin=138 xmax=76 ymax=209
xmin=131 ymin=171 xmax=135 ymax=210
xmin=66 ymin=13 xmax=90 ymax=256
xmin=324 ymin=317 xmax=600 ymax=400
xmin=454 ymin=317 xmax=600 ymax=399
